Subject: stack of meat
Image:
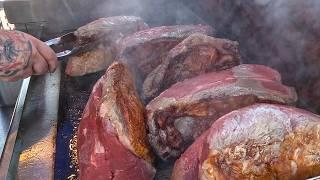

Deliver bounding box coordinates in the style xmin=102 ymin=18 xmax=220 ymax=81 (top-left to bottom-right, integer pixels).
xmin=74 ymin=16 xmax=320 ymax=180
xmin=65 ymin=16 xmax=149 ymax=76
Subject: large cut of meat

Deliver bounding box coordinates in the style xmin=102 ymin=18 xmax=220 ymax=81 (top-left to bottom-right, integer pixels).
xmin=66 ymin=16 xmax=149 ymax=76
xmin=172 ymin=104 xmax=320 ymax=180
xmin=74 ymin=16 xmax=149 ymax=45
xmin=65 ymin=44 xmax=116 ymax=76
xmin=143 ymin=33 xmax=241 ymax=102
xmin=147 ymin=64 xmax=297 ymax=160
xmin=77 ymin=62 xmax=155 ymax=180
xmin=118 ymin=25 xmax=214 ymax=90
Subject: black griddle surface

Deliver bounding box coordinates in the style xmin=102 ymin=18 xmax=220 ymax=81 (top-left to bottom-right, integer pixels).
xmin=54 ymin=70 xmax=104 ymax=180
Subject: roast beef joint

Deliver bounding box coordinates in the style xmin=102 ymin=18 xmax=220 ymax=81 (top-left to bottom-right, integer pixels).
xmin=65 ymin=16 xmax=149 ymax=76
xmin=77 ymin=62 xmax=155 ymax=180
xmin=172 ymin=104 xmax=320 ymax=180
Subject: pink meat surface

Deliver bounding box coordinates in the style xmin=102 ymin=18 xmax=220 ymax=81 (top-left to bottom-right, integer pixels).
xmin=142 ymin=33 xmax=241 ymax=102
xmin=147 ymin=64 xmax=297 ymax=160
xmin=77 ymin=63 xmax=155 ymax=180
xmin=118 ymin=25 xmax=214 ymax=92
xmin=172 ymin=104 xmax=320 ymax=180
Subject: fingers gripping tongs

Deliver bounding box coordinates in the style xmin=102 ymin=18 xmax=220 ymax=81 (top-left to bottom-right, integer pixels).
xmin=45 ymin=32 xmax=98 ymax=59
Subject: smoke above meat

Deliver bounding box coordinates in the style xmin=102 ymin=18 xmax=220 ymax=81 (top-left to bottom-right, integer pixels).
xmin=248 ymin=0 xmax=320 ymax=112
xmin=181 ymin=0 xmax=320 ymax=112
xmin=252 ymin=0 xmax=320 ymax=75
xmin=120 ymin=0 xmax=319 ymax=113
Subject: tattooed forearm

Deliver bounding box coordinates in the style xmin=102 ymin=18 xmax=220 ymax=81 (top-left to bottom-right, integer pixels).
xmin=0 ymin=30 xmax=32 ymax=77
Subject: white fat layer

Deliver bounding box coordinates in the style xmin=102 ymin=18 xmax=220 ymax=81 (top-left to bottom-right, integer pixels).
xmin=208 ymin=105 xmax=320 ymax=151
xmin=90 ymin=154 xmax=98 ymax=168
xmin=209 ymin=105 xmax=293 ymax=150
xmin=191 ymin=81 xmax=288 ymax=104
xmin=83 ymin=128 xmax=87 ymax=136
xmin=291 ymin=160 xmax=297 ymax=175
xmin=232 ymin=64 xmax=281 ymax=81
xmin=174 ymin=116 xmax=196 ymax=139
xmin=150 ymin=80 xmax=292 ymax=114
xmin=95 ymin=139 xmax=105 ymax=154
xmin=99 ymin=98 xmax=135 ymax=153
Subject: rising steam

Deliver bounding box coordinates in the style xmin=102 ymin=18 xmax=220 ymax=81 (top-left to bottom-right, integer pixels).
xmin=29 ymin=0 xmax=320 ymax=112
xmin=247 ymin=0 xmax=320 ymax=111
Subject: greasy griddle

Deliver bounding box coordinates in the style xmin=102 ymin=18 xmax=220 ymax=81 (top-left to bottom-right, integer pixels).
xmin=54 ymin=63 xmax=174 ymax=180
xmin=55 ymin=63 xmax=104 ymax=180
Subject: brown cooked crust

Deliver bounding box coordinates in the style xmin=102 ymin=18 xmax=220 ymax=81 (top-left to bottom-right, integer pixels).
xmin=65 ymin=44 xmax=116 ymax=76
xmin=118 ymin=25 xmax=215 ymax=84
xmin=202 ymin=126 xmax=320 ymax=179
xmin=75 ymin=16 xmax=149 ymax=45
xmin=142 ymin=33 xmax=241 ymax=102
xmin=172 ymin=104 xmax=320 ymax=180
xmin=66 ymin=16 xmax=149 ymax=77
xmin=200 ymin=105 xmax=320 ymax=180
xmin=146 ymin=65 xmax=297 ymax=160
xmin=101 ymin=62 xmax=153 ymax=163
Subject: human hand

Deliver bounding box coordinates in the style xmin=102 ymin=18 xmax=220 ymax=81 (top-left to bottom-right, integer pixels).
xmin=0 ymin=30 xmax=58 ymax=81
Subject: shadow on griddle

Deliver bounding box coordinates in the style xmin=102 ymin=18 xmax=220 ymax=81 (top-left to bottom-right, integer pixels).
xmin=155 ymin=158 xmax=175 ymax=180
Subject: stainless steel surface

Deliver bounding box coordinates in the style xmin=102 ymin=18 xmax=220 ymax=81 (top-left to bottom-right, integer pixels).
xmin=45 ymin=32 xmax=103 ymax=59
xmin=54 ymin=44 xmax=95 ymax=58
xmin=16 ymin=67 xmax=61 ymax=180
xmin=308 ymin=176 xmax=320 ymax=180
xmin=46 ymin=42 xmax=99 ymax=59
xmin=3 ymin=0 xmax=37 ymax=24
xmin=55 ymin=50 xmax=73 ymax=58
xmin=0 ymin=81 xmax=22 ymax=106
xmin=0 ymin=107 xmax=15 ymax=161
xmin=0 ymin=65 xmax=61 ymax=180
xmin=0 ymin=77 xmax=30 ymax=179
xmin=45 ymin=32 xmax=75 ymax=46
xmin=45 ymin=36 xmax=62 ymax=47
xmin=45 ymin=32 xmax=78 ymax=59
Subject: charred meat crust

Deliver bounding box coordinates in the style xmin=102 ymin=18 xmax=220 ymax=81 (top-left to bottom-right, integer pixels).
xmin=146 ymin=64 xmax=297 ymax=161
xmin=100 ymin=62 xmax=154 ymax=163
xmin=143 ymin=33 xmax=241 ymax=102
xmin=65 ymin=44 xmax=117 ymax=76
xmin=172 ymin=104 xmax=320 ymax=180
xmin=147 ymin=95 xmax=259 ymax=160
xmin=74 ymin=16 xmax=149 ymax=45
xmin=118 ymin=25 xmax=215 ymax=90
xmin=66 ymin=16 xmax=149 ymax=76
xmin=202 ymin=104 xmax=320 ymax=180
xmin=101 ymin=63 xmax=154 ymax=162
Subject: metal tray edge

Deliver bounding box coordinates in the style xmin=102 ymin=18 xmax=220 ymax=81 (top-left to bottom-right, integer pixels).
xmin=0 ymin=64 xmax=61 ymax=180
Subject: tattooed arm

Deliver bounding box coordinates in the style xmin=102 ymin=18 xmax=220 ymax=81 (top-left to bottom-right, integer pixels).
xmin=0 ymin=30 xmax=57 ymax=81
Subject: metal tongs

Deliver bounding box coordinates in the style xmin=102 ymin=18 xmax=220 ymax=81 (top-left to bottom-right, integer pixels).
xmin=45 ymin=32 xmax=99 ymax=59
